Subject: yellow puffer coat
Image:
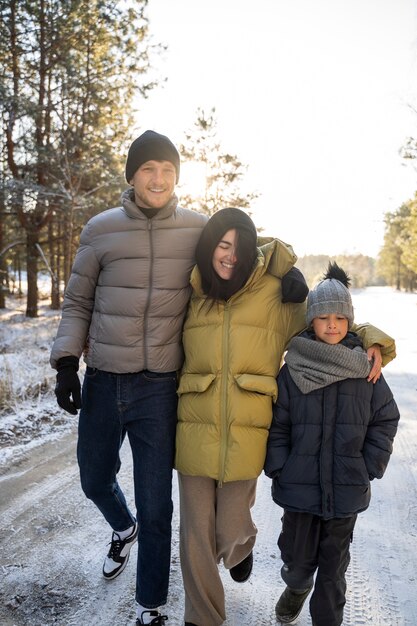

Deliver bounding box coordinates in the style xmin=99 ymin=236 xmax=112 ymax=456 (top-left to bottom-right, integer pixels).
xmin=175 ymin=239 xmax=307 ymax=483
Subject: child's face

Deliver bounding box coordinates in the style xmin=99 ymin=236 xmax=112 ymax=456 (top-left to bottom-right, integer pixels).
xmin=312 ymin=314 xmax=349 ymax=344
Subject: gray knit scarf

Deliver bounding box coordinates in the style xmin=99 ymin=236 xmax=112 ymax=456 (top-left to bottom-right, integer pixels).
xmin=284 ymin=333 xmax=372 ymax=394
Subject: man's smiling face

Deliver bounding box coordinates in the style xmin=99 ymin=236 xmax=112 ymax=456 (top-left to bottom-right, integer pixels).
xmin=130 ymin=160 xmax=176 ymax=209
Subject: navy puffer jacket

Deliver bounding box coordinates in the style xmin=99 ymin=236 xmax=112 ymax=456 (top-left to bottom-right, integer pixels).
xmin=265 ymin=364 xmax=399 ymax=519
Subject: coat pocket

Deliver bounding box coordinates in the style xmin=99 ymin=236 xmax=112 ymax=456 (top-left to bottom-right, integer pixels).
xmin=177 ymin=373 xmax=216 ymax=395
xmin=234 ymin=374 xmax=278 ymax=402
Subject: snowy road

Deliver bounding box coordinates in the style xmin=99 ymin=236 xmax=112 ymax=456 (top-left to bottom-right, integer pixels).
xmin=0 ymin=287 xmax=416 ymax=626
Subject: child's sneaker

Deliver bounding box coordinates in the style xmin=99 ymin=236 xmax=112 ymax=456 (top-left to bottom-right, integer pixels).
xmin=136 ymin=610 xmax=168 ymax=625
xmin=102 ymin=521 xmax=138 ymax=580
xmin=275 ymin=585 xmax=312 ymax=623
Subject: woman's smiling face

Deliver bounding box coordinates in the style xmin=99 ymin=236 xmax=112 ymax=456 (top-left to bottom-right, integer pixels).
xmin=212 ymin=229 xmax=238 ymax=280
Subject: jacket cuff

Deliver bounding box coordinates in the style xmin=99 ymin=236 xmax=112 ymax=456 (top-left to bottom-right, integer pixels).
xmin=56 ymin=355 xmax=79 ymax=371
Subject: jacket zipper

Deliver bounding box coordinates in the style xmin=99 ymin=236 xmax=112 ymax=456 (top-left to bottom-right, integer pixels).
xmin=219 ymin=302 xmax=231 ymax=486
xmin=143 ymin=219 xmax=153 ymax=369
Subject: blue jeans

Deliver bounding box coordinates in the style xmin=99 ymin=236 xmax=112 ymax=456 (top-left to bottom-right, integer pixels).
xmin=77 ymin=367 xmax=178 ymax=608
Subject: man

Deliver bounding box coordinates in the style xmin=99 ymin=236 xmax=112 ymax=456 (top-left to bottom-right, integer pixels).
xmin=50 ymin=130 xmax=208 ymax=626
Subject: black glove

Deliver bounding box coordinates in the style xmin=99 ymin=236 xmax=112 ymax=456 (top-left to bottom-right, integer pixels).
xmin=55 ymin=356 xmax=82 ymax=415
xmin=281 ymin=267 xmax=309 ymax=303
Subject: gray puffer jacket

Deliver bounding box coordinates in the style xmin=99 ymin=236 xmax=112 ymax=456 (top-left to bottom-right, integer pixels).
xmin=50 ymin=190 xmax=208 ymax=373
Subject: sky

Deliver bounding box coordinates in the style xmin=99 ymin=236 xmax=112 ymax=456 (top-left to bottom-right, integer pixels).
xmin=136 ymin=0 xmax=417 ymax=258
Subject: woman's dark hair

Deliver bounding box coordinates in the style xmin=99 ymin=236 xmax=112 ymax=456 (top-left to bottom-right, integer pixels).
xmin=195 ymin=207 xmax=258 ymax=301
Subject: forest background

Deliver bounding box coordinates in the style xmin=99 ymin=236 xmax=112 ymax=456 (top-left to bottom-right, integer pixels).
xmin=1 ymin=0 xmax=417 ymax=320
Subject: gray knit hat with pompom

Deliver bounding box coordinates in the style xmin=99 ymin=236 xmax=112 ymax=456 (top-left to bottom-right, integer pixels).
xmin=306 ymin=262 xmax=354 ymax=328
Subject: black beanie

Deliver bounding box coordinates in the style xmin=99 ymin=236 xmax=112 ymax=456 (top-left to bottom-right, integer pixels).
xmin=125 ymin=130 xmax=180 ymax=183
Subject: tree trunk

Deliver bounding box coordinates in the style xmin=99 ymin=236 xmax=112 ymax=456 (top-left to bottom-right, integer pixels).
xmin=0 ymin=219 xmax=6 ymax=309
xmin=26 ymin=230 xmax=39 ymax=317
xmin=49 ymin=215 xmax=60 ymax=309
xmin=0 ymin=263 xmax=6 ymax=309
xmin=57 ymin=217 xmax=62 ymax=296
xmin=0 ymin=181 xmax=6 ymax=308
xmin=63 ymin=207 xmax=75 ymax=289
xmin=396 ymin=256 xmax=401 ymax=290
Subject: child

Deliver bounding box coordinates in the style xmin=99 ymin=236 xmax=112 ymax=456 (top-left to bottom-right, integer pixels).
xmin=264 ymin=262 xmax=400 ymax=626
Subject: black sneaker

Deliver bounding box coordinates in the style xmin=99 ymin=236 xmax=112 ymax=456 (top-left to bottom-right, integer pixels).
xmin=229 ymin=550 xmax=253 ymax=583
xmin=102 ymin=521 xmax=138 ymax=580
xmin=136 ymin=610 xmax=168 ymax=625
xmin=184 ymin=622 xmax=198 ymax=626
xmin=275 ymin=585 xmax=312 ymax=623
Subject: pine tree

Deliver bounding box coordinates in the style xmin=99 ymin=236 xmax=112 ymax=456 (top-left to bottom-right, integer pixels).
xmin=1 ymin=0 xmax=159 ymax=315
xmin=377 ymin=205 xmax=416 ymax=290
xmin=178 ymin=107 xmax=259 ymax=216
xmin=401 ymin=195 xmax=417 ymax=282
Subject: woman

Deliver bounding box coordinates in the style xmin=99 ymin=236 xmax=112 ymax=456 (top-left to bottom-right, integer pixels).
xmin=175 ymin=208 xmax=395 ymax=626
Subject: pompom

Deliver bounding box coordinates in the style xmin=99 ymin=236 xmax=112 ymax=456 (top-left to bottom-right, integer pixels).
xmin=322 ymin=262 xmax=351 ymax=289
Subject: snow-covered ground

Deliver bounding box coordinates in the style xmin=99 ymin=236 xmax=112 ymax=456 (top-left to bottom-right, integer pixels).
xmin=0 ymin=286 xmax=416 ymax=626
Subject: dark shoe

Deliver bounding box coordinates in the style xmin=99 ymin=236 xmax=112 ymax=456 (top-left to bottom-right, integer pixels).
xmin=136 ymin=610 xmax=168 ymax=625
xmin=275 ymin=585 xmax=312 ymax=623
xmin=102 ymin=521 xmax=138 ymax=580
xmin=230 ymin=550 xmax=253 ymax=583
xmin=184 ymin=623 xmax=198 ymax=626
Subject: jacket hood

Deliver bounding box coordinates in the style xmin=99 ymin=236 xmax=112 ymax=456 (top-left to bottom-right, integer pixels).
xmin=258 ymin=239 xmax=297 ymax=278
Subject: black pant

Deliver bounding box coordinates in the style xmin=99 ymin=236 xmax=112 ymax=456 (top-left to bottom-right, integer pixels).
xmin=278 ymin=511 xmax=357 ymax=626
